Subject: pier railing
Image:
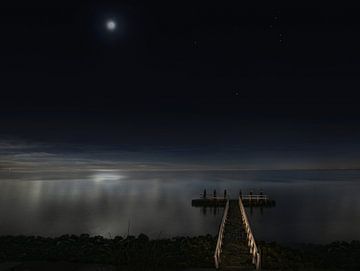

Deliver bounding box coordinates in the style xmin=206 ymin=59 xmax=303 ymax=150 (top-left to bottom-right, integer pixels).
xmin=238 ymin=196 xmax=261 ymax=270
xmin=241 ymin=194 xmax=269 ymax=201
xmin=199 ymin=195 xmax=228 ymax=200
xmin=214 ymin=199 xmax=229 ymax=269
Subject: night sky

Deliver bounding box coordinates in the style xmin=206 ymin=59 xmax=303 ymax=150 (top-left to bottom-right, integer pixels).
xmin=1 ymin=2 xmax=360 ymax=170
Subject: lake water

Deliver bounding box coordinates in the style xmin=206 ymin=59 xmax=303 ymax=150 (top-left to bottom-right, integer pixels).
xmin=0 ymin=169 xmax=360 ymax=244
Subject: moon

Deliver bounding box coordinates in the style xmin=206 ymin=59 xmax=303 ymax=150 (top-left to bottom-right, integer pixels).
xmin=106 ymin=20 xmax=116 ymax=31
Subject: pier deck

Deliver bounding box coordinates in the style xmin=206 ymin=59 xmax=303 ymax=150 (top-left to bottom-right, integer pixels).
xmin=192 ymin=194 xmax=275 ymax=208
xmin=192 ymin=191 xmax=272 ymax=270
xmin=194 ymin=192 xmax=266 ymax=270
xmin=220 ymin=200 xmax=254 ymax=270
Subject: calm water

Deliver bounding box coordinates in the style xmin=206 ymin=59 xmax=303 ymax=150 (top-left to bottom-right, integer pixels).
xmin=0 ymin=170 xmax=360 ymax=244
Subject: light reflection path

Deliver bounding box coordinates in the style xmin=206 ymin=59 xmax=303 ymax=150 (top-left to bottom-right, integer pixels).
xmin=0 ymin=170 xmax=360 ymax=244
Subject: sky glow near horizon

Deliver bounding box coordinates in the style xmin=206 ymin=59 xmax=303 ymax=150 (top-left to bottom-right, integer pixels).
xmin=1 ymin=138 xmax=360 ymax=172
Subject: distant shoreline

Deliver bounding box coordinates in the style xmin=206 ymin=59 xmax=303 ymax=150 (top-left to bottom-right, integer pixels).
xmin=2 ymin=168 xmax=360 ymax=174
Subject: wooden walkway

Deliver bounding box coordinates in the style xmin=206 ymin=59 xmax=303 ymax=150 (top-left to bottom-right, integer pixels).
xmin=192 ymin=192 xmax=271 ymax=270
xmin=220 ymin=200 xmax=254 ymax=270
xmin=213 ymin=197 xmax=262 ymax=270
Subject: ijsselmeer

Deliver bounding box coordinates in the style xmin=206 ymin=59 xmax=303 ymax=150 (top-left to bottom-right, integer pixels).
xmin=1 ymin=2 xmax=360 ymax=271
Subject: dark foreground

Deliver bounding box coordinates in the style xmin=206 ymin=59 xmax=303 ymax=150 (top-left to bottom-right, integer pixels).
xmin=0 ymin=235 xmax=360 ymax=270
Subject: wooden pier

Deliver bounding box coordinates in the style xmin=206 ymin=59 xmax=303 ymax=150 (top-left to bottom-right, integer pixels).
xmin=193 ymin=191 xmax=271 ymax=270
xmin=192 ymin=192 xmax=275 ymax=208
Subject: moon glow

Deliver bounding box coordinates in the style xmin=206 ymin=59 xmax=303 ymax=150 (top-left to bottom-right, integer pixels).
xmin=106 ymin=20 xmax=116 ymax=31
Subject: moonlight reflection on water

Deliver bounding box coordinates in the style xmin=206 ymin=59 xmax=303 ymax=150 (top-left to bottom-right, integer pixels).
xmin=91 ymin=171 xmax=125 ymax=183
xmin=0 ymin=169 xmax=360 ymax=244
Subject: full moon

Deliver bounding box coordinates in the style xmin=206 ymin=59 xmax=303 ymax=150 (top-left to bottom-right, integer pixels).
xmin=106 ymin=20 xmax=116 ymax=31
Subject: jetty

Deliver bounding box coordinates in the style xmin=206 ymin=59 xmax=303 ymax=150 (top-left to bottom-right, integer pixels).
xmin=192 ymin=191 xmax=274 ymax=270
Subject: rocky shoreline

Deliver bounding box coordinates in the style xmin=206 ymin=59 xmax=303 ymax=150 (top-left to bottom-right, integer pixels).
xmin=0 ymin=234 xmax=215 ymax=270
xmin=0 ymin=235 xmax=359 ymax=270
